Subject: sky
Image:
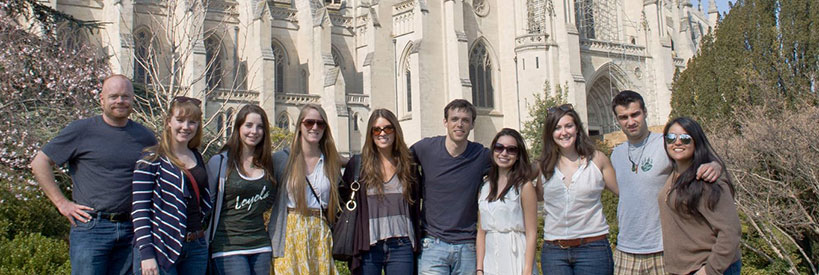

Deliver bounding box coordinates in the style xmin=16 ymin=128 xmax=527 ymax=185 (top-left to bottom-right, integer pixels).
xmin=690 ymin=0 xmax=734 ymax=14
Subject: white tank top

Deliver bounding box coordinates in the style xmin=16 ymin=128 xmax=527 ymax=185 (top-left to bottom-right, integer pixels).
xmin=541 ymin=160 xmax=609 ymax=240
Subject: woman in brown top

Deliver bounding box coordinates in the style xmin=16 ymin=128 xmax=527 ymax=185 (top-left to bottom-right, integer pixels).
xmin=659 ymin=117 xmax=741 ymax=275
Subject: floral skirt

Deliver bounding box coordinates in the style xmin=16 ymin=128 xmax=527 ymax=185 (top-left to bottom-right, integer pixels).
xmin=273 ymin=212 xmax=337 ymax=275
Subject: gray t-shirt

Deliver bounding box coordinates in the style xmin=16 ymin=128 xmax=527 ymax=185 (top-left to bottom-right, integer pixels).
xmin=42 ymin=115 xmax=156 ymax=214
xmin=611 ymin=132 xmax=671 ymax=253
xmin=411 ymin=136 xmax=490 ymax=244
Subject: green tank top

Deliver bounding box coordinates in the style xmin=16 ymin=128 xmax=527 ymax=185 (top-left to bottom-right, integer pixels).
xmin=211 ymin=169 xmax=275 ymax=254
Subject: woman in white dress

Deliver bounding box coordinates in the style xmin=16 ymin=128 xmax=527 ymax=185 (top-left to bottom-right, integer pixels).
xmin=476 ymin=128 xmax=538 ymax=275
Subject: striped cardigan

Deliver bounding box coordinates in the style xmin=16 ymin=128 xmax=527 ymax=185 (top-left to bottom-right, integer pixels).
xmin=132 ymin=153 xmax=212 ymax=270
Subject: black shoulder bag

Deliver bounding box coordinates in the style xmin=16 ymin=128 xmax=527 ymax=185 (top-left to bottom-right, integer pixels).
xmin=304 ymin=157 xmax=360 ymax=261
xmin=332 ymin=155 xmax=361 ymax=261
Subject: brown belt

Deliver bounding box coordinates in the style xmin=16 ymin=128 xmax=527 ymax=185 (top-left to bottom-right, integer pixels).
xmin=545 ymin=234 xmax=608 ymax=249
xmin=287 ymin=207 xmax=324 ymax=217
xmin=185 ymin=230 xmax=205 ymax=242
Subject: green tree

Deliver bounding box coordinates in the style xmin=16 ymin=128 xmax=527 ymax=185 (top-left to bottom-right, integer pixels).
xmin=671 ymin=0 xmax=819 ymax=273
xmin=521 ymin=81 xmax=568 ymax=159
xmin=671 ymin=0 xmax=818 ymax=130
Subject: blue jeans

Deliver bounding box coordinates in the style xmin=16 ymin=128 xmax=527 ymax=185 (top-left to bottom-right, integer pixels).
xmin=212 ymin=252 xmax=271 ymax=275
xmin=361 ymin=237 xmax=415 ymax=275
xmin=723 ymin=259 xmax=742 ymax=275
xmin=540 ymin=238 xmax=614 ymax=275
xmin=69 ymin=218 xmax=133 ymax=275
xmin=417 ymin=236 xmax=476 ymax=275
xmin=133 ymin=237 xmax=209 ymax=275
xmin=689 ymin=259 xmax=741 ymax=275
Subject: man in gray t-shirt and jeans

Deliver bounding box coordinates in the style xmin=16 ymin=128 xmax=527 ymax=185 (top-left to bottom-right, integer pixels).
xmin=31 ymin=75 xmax=156 ymax=275
xmin=610 ymin=90 xmax=721 ymax=275
xmin=411 ymin=99 xmax=490 ymax=275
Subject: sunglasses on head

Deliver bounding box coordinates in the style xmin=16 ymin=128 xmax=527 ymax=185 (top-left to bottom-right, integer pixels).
xmin=548 ymin=104 xmax=574 ymax=114
xmin=665 ymin=133 xmax=693 ymax=145
xmin=301 ymin=119 xmax=326 ymax=129
xmin=371 ymin=125 xmax=395 ymax=136
xmin=173 ymin=96 xmax=201 ymax=106
xmin=492 ymin=143 xmax=519 ymax=156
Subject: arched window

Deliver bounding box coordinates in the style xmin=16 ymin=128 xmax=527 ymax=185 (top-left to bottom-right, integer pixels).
xmin=301 ymin=69 xmax=309 ymax=93
xmin=332 ymin=47 xmax=342 ymax=68
xmin=225 ymin=108 xmax=234 ymax=137
xmin=469 ymin=42 xmax=494 ymax=108
xmin=272 ymin=41 xmax=286 ymax=93
xmin=277 ymin=113 xmax=290 ymax=130
xmin=205 ymin=35 xmax=223 ymax=89
xmin=405 ymin=64 xmax=412 ymax=112
xmin=133 ymin=29 xmax=153 ymax=84
xmin=217 ymin=112 xmax=225 ymax=140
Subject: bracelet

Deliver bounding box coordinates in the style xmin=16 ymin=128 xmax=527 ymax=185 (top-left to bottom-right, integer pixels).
xmin=476 ymin=269 xmax=484 ymax=274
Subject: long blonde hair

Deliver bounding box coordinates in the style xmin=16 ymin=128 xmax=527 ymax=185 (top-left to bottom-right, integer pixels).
xmin=143 ymin=99 xmax=203 ymax=168
xmin=285 ymin=104 xmax=341 ymax=222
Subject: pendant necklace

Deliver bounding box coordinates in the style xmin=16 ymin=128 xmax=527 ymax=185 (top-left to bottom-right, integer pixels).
xmin=628 ymin=134 xmax=648 ymax=173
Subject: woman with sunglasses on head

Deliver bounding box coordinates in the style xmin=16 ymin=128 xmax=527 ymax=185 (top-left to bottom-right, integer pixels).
xmin=132 ymin=96 xmax=211 ymax=275
xmin=476 ymin=128 xmax=537 ymax=275
xmin=659 ymin=117 xmax=741 ymax=275
xmin=206 ymin=105 xmax=277 ymax=275
xmin=536 ymin=104 xmax=618 ymax=275
xmin=268 ymin=104 xmax=341 ymax=275
xmin=341 ymin=108 xmax=421 ymax=275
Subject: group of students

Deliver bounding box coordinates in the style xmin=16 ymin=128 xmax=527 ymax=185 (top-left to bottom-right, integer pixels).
xmin=32 ymin=74 xmax=741 ymax=275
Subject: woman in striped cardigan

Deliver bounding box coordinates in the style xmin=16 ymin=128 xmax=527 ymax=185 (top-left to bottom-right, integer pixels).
xmin=132 ymin=97 xmax=212 ymax=275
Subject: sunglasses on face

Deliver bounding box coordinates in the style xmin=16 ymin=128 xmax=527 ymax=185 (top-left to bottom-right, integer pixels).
xmin=492 ymin=143 xmax=519 ymax=156
xmin=665 ymin=133 xmax=693 ymax=145
xmin=173 ymin=96 xmax=201 ymax=106
xmin=371 ymin=125 xmax=395 ymax=136
xmin=548 ymin=104 xmax=574 ymax=114
xmin=301 ymin=119 xmax=326 ymax=129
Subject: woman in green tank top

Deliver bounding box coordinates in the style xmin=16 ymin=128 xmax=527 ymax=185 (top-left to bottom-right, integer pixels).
xmin=206 ymin=105 xmax=277 ymax=275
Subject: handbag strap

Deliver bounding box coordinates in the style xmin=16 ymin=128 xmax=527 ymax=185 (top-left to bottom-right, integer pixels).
xmin=182 ymin=169 xmax=201 ymax=204
xmin=352 ymin=155 xmax=361 ymax=182
xmin=305 ymin=176 xmax=322 ymax=207
xmin=344 ymin=155 xmax=362 ymax=211
xmin=305 ymin=176 xmax=331 ymax=227
xmin=208 ymin=154 xmax=225 ymax=242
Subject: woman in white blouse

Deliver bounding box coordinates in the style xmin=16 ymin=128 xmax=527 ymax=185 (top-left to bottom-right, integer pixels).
xmin=536 ymin=104 xmax=618 ymax=275
xmin=270 ymin=104 xmax=342 ymax=275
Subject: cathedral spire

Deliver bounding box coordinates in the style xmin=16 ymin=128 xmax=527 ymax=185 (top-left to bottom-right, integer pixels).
xmin=708 ymin=0 xmax=718 ymax=14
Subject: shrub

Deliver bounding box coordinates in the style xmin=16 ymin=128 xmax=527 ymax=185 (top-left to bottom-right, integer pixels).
xmin=710 ymin=105 xmax=818 ymax=274
xmin=0 ymin=183 xmax=68 ymax=240
xmin=0 ymin=233 xmax=70 ymax=275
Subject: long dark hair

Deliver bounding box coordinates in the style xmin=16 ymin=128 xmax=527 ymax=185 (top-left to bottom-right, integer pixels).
xmin=486 ymin=128 xmax=532 ymax=202
xmin=221 ymin=104 xmax=276 ymax=185
xmin=663 ymin=117 xmax=734 ymax=221
xmin=360 ymin=109 xmax=415 ymax=204
xmin=538 ymin=106 xmax=596 ymax=181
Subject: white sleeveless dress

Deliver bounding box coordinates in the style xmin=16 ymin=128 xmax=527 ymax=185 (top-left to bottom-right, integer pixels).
xmin=478 ymin=182 xmax=536 ymax=275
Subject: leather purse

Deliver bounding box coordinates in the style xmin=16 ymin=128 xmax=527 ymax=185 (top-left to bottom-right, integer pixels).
xmin=331 ymin=155 xmax=361 ymax=261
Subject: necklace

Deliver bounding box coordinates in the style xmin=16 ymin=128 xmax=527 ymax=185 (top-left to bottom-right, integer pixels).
xmin=628 ymin=134 xmax=649 ymax=173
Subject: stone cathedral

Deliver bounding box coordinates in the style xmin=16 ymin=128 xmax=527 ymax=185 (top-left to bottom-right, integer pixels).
xmin=48 ymin=0 xmax=717 ymax=153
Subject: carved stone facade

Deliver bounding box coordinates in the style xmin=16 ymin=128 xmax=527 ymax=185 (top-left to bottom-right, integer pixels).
xmin=48 ymin=0 xmax=716 ymax=153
